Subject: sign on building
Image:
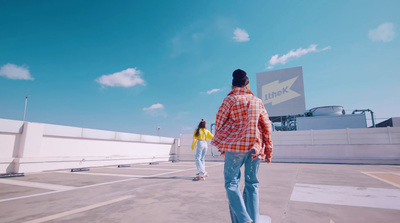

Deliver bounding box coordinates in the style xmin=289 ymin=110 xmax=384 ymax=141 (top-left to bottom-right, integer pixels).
xmin=256 ymin=66 xmax=306 ymax=117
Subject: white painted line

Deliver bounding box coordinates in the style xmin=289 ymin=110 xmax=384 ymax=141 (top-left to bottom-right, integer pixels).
xmin=146 ymin=170 xmax=186 ymax=177
xmin=104 ymin=167 xmax=188 ymax=171
xmin=79 ymin=169 xmax=186 ymax=189
xmin=79 ymin=178 xmax=143 ymax=189
xmin=290 ymin=183 xmax=400 ymax=210
xmin=23 ymin=195 xmax=134 ymax=223
xmin=129 ymin=167 xmax=189 ymax=171
xmin=0 ymin=171 xmax=180 ymax=203
xmin=79 ymin=169 xmax=192 ymax=189
xmin=0 ymin=179 xmax=77 ymax=191
xmin=56 ymin=171 xmax=146 ymax=178
xmin=362 ymin=172 xmax=400 ymax=188
xmin=24 ymin=172 xmax=52 ymax=175
xmin=363 ymin=171 xmax=400 ymax=175
xmin=156 ymin=163 xmax=196 ymax=165
xmin=260 ymin=215 xmax=271 ymax=223
xmin=0 ymin=191 xmax=62 ymax=203
xmin=136 ymin=162 xmax=221 ymax=169
xmin=137 ymin=163 xmax=199 ymax=167
xmin=0 ymin=162 xmax=224 ymax=203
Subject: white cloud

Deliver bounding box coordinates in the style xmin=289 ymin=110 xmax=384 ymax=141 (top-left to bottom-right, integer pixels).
xmin=267 ymin=44 xmax=331 ymax=69
xmin=143 ymin=103 xmax=167 ymax=118
xmin=321 ymin=46 xmax=332 ymax=51
xmin=368 ymin=23 xmax=396 ymax=42
xmin=96 ymin=68 xmax=145 ymax=87
xmin=207 ymin=89 xmax=222 ymax=94
xmin=143 ymin=103 xmax=164 ymax=111
xmin=0 ymin=63 xmax=34 ymax=80
xmin=233 ymin=28 xmax=250 ymax=42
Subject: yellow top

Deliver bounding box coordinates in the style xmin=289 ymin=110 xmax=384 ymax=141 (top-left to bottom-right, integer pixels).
xmin=191 ymin=128 xmax=214 ymax=150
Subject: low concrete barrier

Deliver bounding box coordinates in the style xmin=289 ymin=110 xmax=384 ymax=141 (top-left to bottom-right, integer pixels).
xmin=0 ymin=119 xmax=177 ymax=173
xmin=179 ymin=127 xmax=400 ymax=164
xmin=2 ymin=117 xmax=399 ymax=174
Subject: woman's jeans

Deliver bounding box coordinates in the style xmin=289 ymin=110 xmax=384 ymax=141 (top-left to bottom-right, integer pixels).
xmin=195 ymin=140 xmax=208 ymax=174
xmin=224 ymin=149 xmax=261 ymax=223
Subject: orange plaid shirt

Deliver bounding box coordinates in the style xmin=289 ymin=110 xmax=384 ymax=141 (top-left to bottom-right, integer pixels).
xmin=211 ymin=87 xmax=273 ymax=160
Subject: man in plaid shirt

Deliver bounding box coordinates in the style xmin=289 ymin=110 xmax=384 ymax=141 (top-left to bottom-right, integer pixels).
xmin=211 ymin=69 xmax=273 ymax=223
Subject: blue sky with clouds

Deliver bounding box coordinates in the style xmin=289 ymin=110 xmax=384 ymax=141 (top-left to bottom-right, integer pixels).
xmin=1 ymin=0 xmax=399 ymax=138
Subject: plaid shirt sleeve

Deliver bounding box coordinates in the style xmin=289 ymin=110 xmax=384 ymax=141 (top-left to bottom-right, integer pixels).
xmin=258 ymin=101 xmax=273 ymax=159
xmin=214 ymin=96 xmax=234 ymax=134
xmin=211 ymin=96 xmax=234 ymax=155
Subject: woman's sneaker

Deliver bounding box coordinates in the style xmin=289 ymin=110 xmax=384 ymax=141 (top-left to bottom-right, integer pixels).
xmin=199 ymin=172 xmax=208 ymax=177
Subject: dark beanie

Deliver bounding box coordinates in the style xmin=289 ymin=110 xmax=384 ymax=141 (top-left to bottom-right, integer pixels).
xmin=232 ymin=69 xmax=249 ymax=87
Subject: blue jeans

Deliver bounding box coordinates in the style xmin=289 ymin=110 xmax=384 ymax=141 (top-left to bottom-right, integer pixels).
xmin=224 ymin=149 xmax=261 ymax=223
xmin=195 ymin=140 xmax=208 ymax=174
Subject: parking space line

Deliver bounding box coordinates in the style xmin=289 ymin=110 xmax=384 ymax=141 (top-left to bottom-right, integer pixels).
xmin=55 ymin=171 xmax=146 ymax=178
xmin=362 ymin=172 xmax=400 ymax=188
xmin=23 ymin=195 xmax=134 ymax=223
xmin=0 ymin=191 xmax=62 ymax=203
xmin=79 ymin=169 xmax=186 ymax=189
xmin=0 ymin=162 xmax=224 ymax=203
xmin=290 ymin=183 xmax=400 ymax=210
xmin=128 ymin=167 xmax=189 ymax=171
xmin=0 ymin=179 xmax=77 ymax=191
xmin=103 ymin=167 xmax=189 ymax=171
xmin=139 ymin=163 xmax=221 ymax=167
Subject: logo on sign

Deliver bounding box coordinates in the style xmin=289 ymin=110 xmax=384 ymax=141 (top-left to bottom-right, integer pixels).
xmin=262 ymin=77 xmax=300 ymax=106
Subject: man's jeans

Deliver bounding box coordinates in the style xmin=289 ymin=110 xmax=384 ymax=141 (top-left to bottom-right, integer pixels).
xmin=224 ymin=149 xmax=261 ymax=223
xmin=195 ymin=140 xmax=208 ymax=174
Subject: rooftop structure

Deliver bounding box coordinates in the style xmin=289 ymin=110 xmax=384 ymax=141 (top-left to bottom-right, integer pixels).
xmin=376 ymin=117 xmax=400 ymax=128
xmin=256 ymin=67 xmax=380 ymax=131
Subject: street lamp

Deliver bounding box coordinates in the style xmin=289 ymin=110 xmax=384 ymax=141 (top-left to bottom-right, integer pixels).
xmin=23 ymin=94 xmax=28 ymax=122
xmin=157 ymin=126 xmax=161 ymax=136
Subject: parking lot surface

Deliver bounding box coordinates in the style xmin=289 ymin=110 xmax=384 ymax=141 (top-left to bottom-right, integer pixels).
xmin=1 ymin=161 xmax=399 ymax=223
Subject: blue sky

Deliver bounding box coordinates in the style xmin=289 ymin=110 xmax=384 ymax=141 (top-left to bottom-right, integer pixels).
xmin=1 ymin=0 xmax=399 ymax=138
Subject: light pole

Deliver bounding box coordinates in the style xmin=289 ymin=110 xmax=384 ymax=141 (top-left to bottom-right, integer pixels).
xmin=23 ymin=94 xmax=28 ymax=122
xmin=157 ymin=126 xmax=161 ymax=136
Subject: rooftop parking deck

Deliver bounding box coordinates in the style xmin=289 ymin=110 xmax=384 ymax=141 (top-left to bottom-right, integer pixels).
xmin=0 ymin=161 xmax=400 ymax=223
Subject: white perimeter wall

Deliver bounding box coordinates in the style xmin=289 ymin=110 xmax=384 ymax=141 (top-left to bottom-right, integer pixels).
xmin=2 ymin=118 xmax=400 ymax=174
xmin=0 ymin=119 xmax=177 ymax=173
xmin=179 ymin=127 xmax=400 ymax=164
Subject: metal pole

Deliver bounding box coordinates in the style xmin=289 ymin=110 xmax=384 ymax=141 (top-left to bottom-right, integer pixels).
xmin=157 ymin=126 xmax=161 ymax=136
xmin=370 ymin=110 xmax=375 ymax=128
xmin=210 ymin=123 xmax=215 ymax=134
xmin=23 ymin=95 xmax=28 ymax=122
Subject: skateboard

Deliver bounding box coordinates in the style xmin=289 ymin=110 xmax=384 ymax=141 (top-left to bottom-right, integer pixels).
xmin=193 ymin=173 xmax=208 ymax=181
xmin=193 ymin=176 xmax=206 ymax=181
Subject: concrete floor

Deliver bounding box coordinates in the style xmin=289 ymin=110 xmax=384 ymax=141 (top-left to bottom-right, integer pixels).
xmin=0 ymin=161 xmax=399 ymax=223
